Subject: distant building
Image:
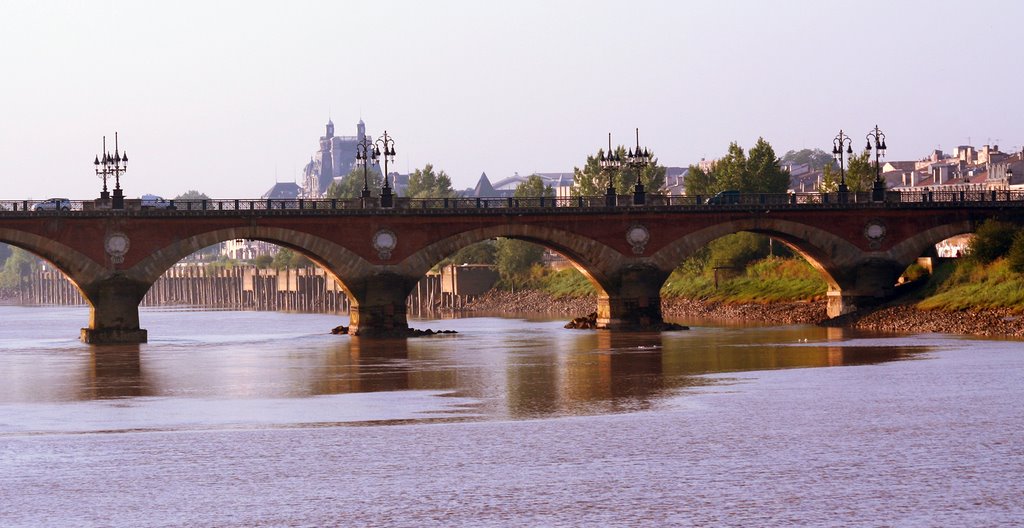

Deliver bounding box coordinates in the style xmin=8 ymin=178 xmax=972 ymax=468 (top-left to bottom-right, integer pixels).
xmin=261 ymin=182 xmax=301 ymax=199
xmin=300 ymin=119 xmax=370 ymax=198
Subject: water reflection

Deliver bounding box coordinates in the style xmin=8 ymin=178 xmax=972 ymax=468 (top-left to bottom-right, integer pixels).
xmin=0 ymin=310 xmax=932 ymax=423
xmin=82 ymin=345 xmax=152 ymax=399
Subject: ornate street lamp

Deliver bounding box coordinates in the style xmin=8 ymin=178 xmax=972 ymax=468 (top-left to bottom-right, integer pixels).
xmin=355 ymin=134 xmax=376 ymax=201
xmin=375 ymin=130 xmax=397 ymax=208
xmin=627 ymin=128 xmax=652 ymax=205
xmin=832 ymin=129 xmax=853 ymax=200
xmin=865 ymin=124 xmax=888 ymax=202
xmin=93 ymin=132 xmax=127 ymax=208
xmin=598 ymin=132 xmax=622 ymax=206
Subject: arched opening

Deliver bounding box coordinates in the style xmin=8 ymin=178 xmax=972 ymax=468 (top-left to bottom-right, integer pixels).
xmin=414 ymin=237 xmax=603 ymax=313
xmin=136 ymin=239 xmax=352 ymax=315
xmin=400 ymin=224 xmax=625 ymax=315
xmin=658 ymin=231 xmax=834 ymax=306
xmin=0 ymin=242 xmax=90 ymax=307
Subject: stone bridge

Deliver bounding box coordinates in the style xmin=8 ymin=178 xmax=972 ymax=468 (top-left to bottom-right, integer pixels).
xmin=2 ymin=191 xmax=1023 ymax=343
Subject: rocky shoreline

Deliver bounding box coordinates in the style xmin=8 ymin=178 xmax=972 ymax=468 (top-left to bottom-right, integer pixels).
xmin=465 ymin=290 xmax=1024 ymax=338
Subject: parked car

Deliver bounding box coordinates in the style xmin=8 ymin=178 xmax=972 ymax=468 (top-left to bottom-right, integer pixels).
xmin=33 ymin=198 xmax=71 ymax=211
xmin=705 ymin=190 xmax=741 ymax=205
xmin=141 ymin=194 xmax=175 ymax=209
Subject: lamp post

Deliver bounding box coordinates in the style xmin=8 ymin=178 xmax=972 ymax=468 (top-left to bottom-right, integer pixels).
xmin=375 ymin=130 xmax=396 ymax=208
xmin=598 ymin=133 xmax=622 ymax=206
xmin=355 ymin=135 xmax=376 ymax=202
xmin=93 ymin=133 xmax=127 ymax=208
xmin=627 ymin=128 xmax=652 ymax=205
xmin=865 ymin=124 xmax=887 ymax=202
xmin=832 ymin=129 xmax=853 ymax=201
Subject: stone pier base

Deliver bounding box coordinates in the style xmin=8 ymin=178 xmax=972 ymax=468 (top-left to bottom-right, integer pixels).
xmin=80 ymin=328 xmax=148 ymax=345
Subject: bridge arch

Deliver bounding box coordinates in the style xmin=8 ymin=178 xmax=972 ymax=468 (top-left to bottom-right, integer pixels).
xmin=885 ymin=221 xmax=975 ymax=266
xmin=649 ymin=218 xmax=861 ymax=290
xmin=395 ymin=223 xmax=629 ymax=294
xmin=650 ymin=218 xmax=905 ymax=317
xmin=0 ymin=227 xmax=109 ymax=288
xmin=125 ymin=226 xmax=376 ymax=294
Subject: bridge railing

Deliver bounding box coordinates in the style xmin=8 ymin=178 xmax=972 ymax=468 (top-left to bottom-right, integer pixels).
xmin=4 ymin=189 xmax=1024 ymax=216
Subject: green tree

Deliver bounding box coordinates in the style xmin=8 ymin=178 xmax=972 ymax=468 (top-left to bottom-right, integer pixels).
xmin=174 ymin=190 xmax=210 ymax=200
xmin=442 ymin=241 xmax=497 ymax=267
xmin=271 ymin=248 xmax=312 ymax=269
xmin=819 ymin=163 xmax=839 ymax=193
xmin=253 ymin=254 xmax=274 ymax=269
xmin=572 ymin=146 xmax=666 ymax=197
xmin=405 ymin=164 xmax=455 ymax=198
xmin=685 ymin=138 xmax=788 ymax=196
xmin=495 ymin=238 xmax=543 ymax=290
xmin=781 ymin=148 xmax=834 ymax=171
xmin=684 ymin=164 xmax=715 ymax=197
xmin=1007 ymin=231 xmax=1024 ymax=273
xmin=745 ymin=137 xmax=790 ymax=193
xmin=844 ymin=151 xmax=874 ymax=192
xmin=325 ymin=167 xmax=383 ymax=199
xmin=514 ymin=174 xmax=555 ymax=198
xmin=0 ymin=247 xmax=40 ymax=288
xmin=968 ymin=220 xmax=1018 ymax=264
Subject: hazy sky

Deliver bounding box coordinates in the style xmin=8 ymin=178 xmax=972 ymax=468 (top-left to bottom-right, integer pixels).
xmin=1 ymin=0 xmax=1021 ymax=199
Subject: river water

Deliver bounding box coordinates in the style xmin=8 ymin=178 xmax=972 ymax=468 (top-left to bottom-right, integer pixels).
xmin=1 ymin=306 xmax=1022 ymax=526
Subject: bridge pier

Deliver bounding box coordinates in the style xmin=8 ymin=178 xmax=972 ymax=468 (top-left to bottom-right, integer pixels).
xmin=826 ymin=259 xmax=905 ymax=318
xmin=80 ymin=277 xmax=149 ymax=345
xmin=596 ymin=266 xmax=668 ymax=330
xmin=346 ymin=273 xmax=413 ymax=337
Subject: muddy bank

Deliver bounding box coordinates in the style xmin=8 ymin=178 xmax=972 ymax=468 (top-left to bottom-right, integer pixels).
xmin=465 ymin=289 xmax=1024 ymax=338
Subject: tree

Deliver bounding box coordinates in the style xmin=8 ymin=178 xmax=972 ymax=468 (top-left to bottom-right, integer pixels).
xmin=572 ymin=146 xmax=666 ymax=197
xmin=253 ymin=254 xmax=274 ymax=269
xmin=495 ymin=238 xmax=543 ymax=290
xmin=684 ymin=164 xmax=716 ymax=197
xmin=781 ymin=148 xmax=834 ymax=171
xmin=1008 ymin=231 xmax=1024 ymax=273
xmin=745 ymin=137 xmax=790 ymax=193
xmin=174 ymin=190 xmax=210 ymax=200
xmin=968 ymin=220 xmax=1018 ymax=264
xmin=844 ymin=151 xmax=874 ymax=193
xmin=325 ymin=167 xmax=383 ymax=199
xmin=0 ymin=247 xmax=40 ymax=288
xmin=442 ymin=241 xmax=497 ymax=267
xmin=271 ymin=248 xmax=313 ymax=269
xmin=684 ymin=138 xmax=789 ymax=196
xmin=819 ymin=163 xmax=839 ymax=193
xmin=514 ymin=174 xmax=555 ymax=198
xmin=405 ymin=164 xmax=455 ymax=199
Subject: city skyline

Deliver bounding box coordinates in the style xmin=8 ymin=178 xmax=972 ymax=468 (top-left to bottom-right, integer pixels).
xmin=1 ymin=0 xmax=1022 ymax=199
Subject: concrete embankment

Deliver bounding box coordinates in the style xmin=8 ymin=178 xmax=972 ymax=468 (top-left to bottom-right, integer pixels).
xmin=465 ymin=290 xmax=1024 ymax=338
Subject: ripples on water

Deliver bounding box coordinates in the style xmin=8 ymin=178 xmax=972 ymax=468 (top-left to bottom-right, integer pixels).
xmin=1 ymin=306 xmax=1022 ymax=526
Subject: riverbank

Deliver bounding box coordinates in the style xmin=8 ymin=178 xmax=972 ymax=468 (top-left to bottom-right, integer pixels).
xmin=464 ymin=290 xmax=1024 ymax=338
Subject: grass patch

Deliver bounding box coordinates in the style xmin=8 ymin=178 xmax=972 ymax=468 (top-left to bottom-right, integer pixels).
xmin=538 ymin=268 xmax=597 ymax=298
xmin=662 ymin=256 xmax=827 ymax=303
xmin=917 ymin=259 xmax=1024 ymax=312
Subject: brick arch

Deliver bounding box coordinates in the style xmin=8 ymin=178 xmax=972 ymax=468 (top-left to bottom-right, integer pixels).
xmin=123 ymin=226 xmax=375 ymax=295
xmin=395 ymin=224 xmax=629 ymax=293
xmin=649 ymin=218 xmax=872 ymax=291
xmin=885 ymin=221 xmax=975 ymax=266
xmin=0 ymin=227 xmax=108 ymax=299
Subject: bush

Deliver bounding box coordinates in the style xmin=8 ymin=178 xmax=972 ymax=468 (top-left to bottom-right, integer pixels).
xmin=1009 ymin=231 xmax=1024 ymax=273
xmin=968 ymin=220 xmax=1018 ymax=264
xmin=706 ymin=232 xmax=770 ymax=270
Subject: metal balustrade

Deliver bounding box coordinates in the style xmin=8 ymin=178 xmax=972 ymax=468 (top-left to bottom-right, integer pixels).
xmin=2 ymin=190 xmax=1024 ymax=216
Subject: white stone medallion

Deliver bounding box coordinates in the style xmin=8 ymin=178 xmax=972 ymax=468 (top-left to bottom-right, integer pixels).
xmin=105 ymin=232 xmax=130 ymax=264
xmin=626 ymin=224 xmax=650 ymax=255
xmin=373 ymin=229 xmax=398 ymax=260
xmin=863 ymin=219 xmax=887 ymax=249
